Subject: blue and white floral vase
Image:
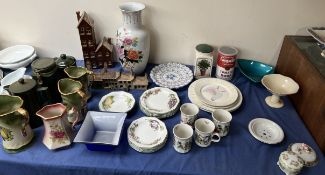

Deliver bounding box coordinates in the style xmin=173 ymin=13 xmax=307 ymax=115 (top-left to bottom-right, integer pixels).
xmin=116 ymin=2 xmax=150 ymax=75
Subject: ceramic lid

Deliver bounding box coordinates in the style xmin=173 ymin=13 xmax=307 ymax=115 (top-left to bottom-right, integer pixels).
xmin=288 ymin=143 xmax=318 ymax=167
xmin=55 ymin=54 xmax=76 ymax=68
xmin=196 ymin=44 xmax=213 ymax=53
xmin=279 ymin=151 xmax=304 ymax=171
xmin=9 ymin=78 xmax=36 ymax=94
xmin=31 ymin=58 xmax=56 ymax=73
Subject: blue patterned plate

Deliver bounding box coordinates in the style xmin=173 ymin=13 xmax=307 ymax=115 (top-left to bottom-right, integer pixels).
xmin=237 ymin=59 xmax=274 ymax=83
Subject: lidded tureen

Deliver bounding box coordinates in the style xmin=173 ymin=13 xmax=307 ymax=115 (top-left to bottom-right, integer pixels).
xmin=277 ymin=151 xmax=304 ymax=175
xmin=288 ymin=143 xmax=318 ymax=167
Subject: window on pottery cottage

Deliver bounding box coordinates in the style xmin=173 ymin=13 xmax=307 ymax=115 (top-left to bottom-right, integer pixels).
xmin=86 ymin=27 xmax=92 ymax=35
xmin=98 ymin=52 xmax=102 ymax=57
xmin=105 ymin=52 xmax=110 ymax=57
xmin=81 ymin=40 xmax=87 ymax=47
xmin=88 ymin=40 xmax=93 ymax=47
xmin=90 ymin=52 xmax=95 ymax=58
xmin=80 ymin=27 xmax=85 ymax=35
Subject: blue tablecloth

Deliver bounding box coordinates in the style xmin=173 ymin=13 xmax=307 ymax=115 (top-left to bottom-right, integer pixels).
xmin=0 ymin=63 xmax=324 ymax=175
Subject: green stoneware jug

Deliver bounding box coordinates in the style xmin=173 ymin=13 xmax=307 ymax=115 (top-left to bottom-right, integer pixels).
xmin=0 ymin=95 xmax=34 ymax=153
xmin=64 ymin=66 xmax=93 ymax=101
xmin=58 ymin=78 xmax=87 ymax=124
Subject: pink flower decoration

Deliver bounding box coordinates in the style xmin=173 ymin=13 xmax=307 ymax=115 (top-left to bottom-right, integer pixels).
xmin=123 ymin=38 xmax=133 ymax=45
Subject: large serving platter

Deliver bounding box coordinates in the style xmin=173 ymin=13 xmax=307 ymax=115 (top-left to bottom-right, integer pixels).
xmin=99 ymin=91 xmax=135 ymax=113
xmin=188 ymin=78 xmax=242 ymax=112
xmin=248 ymin=118 xmax=284 ymax=144
xmin=150 ymin=62 xmax=193 ymax=89
xmin=194 ymin=78 xmax=238 ymax=107
xmin=0 ymin=52 xmax=37 ymax=70
xmin=127 ymin=117 xmax=168 ymax=153
xmin=0 ymin=45 xmax=35 ymax=64
xmin=140 ymin=87 xmax=180 ymax=119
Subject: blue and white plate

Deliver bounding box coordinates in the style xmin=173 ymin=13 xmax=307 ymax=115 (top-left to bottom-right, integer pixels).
xmin=150 ymin=62 xmax=193 ymax=89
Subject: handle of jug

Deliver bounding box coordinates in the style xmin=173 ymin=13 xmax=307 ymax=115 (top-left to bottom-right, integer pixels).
xmin=17 ymin=108 xmax=29 ymax=136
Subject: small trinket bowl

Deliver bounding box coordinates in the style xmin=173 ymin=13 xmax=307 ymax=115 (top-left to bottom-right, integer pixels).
xmin=277 ymin=151 xmax=304 ymax=175
xmin=74 ymin=111 xmax=127 ymax=151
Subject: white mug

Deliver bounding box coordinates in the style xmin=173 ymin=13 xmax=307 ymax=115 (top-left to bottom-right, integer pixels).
xmin=173 ymin=123 xmax=193 ymax=153
xmin=180 ymin=103 xmax=199 ymax=126
xmin=194 ymin=118 xmax=220 ymax=147
xmin=211 ymin=109 xmax=232 ymax=137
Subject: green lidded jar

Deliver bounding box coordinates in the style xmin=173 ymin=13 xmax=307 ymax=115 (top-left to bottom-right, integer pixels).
xmin=9 ymin=78 xmax=43 ymax=128
xmin=55 ymin=54 xmax=77 ymax=79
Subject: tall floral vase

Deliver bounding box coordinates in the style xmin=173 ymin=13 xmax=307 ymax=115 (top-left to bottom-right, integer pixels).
xmin=116 ymin=2 xmax=150 ymax=75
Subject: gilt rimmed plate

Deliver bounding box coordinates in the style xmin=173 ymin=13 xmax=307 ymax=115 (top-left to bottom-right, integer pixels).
xmin=150 ymin=62 xmax=193 ymax=89
xmin=194 ymin=78 xmax=238 ymax=107
xmin=99 ymin=91 xmax=135 ymax=113
xmin=248 ymin=118 xmax=284 ymax=144
xmin=140 ymin=87 xmax=180 ymax=118
xmin=128 ymin=117 xmax=168 ymax=153
xmin=188 ymin=78 xmax=243 ymax=112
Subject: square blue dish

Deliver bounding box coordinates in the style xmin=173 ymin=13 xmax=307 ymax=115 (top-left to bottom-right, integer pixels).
xmin=237 ymin=59 xmax=274 ymax=83
xmin=74 ymin=111 xmax=127 ymax=151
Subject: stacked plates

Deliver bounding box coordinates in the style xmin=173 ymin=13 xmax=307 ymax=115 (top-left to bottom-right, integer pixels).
xmin=0 ymin=45 xmax=37 ymax=70
xmin=140 ymin=87 xmax=180 ymax=119
xmin=128 ymin=117 xmax=168 ymax=153
xmin=188 ymin=78 xmax=243 ymax=112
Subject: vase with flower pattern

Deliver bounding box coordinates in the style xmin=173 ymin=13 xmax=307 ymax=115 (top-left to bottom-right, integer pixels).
xmin=115 ymin=2 xmax=150 ymax=75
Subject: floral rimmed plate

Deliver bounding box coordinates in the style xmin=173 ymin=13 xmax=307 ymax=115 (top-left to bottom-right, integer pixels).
xmin=248 ymin=118 xmax=284 ymax=144
xmin=140 ymin=87 xmax=180 ymax=118
xmin=99 ymin=91 xmax=135 ymax=113
xmin=150 ymin=62 xmax=193 ymax=89
xmin=128 ymin=117 xmax=168 ymax=153
xmin=194 ymin=79 xmax=238 ymax=107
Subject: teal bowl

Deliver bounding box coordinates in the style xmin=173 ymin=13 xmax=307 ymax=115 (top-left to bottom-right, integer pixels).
xmin=237 ymin=59 xmax=274 ymax=83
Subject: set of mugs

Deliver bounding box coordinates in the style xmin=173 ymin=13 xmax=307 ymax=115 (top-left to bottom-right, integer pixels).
xmin=173 ymin=103 xmax=233 ymax=153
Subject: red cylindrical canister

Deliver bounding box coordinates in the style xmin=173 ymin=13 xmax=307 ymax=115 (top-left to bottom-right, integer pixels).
xmin=216 ymin=46 xmax=238 ymax=80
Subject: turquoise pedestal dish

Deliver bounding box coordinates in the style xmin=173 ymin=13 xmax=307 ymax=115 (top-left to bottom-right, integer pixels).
xmin=237 ymin=59 xmax=274 ymax=83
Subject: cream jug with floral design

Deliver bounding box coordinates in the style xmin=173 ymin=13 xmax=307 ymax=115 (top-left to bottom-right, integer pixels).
xmin=0 ymin=95 xmax=34 ymax=153
xmin=36 ymin=103 xmax=75 ymax=150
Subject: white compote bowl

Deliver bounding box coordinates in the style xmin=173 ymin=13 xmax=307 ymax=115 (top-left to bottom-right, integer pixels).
xmin=261 ymin=74 xmax=299 ymax=108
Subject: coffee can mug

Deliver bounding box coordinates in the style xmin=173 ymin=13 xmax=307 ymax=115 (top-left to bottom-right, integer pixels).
xmin=173 ymin=123 xmax=193 ymax=153
xmin=180 ymin=103 xmax=199 ymax=126
xmin=194 ymin=118 xmax=220 ymax=147
xmin=211 ymin=109 xmax=232 ymax=137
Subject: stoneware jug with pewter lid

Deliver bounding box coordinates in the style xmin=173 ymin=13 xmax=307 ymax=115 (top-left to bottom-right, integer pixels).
xmin=0 ymin=95 xmax=34 ymax=153
xmin=36 ymin=103 xmax=76 ymax=150
xmin=58 ymin=78 xmax=87 ymax=124
xmin=116 ymin=2 xmax=150 ymax=75
xmin=55 ymin=54 xmax=77 ymax=80
xmin=31 ymin=57 xmax=61 ymax=103
xmin=64 ymin=66 xmax=93 ymax=101
xmin=9 ymin=78 xmax=43 ymax=128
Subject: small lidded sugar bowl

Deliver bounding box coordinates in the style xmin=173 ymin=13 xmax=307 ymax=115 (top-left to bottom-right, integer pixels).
xmin=277 ymin=151 xmax=304 ymax=175
xmin=288 ymin=143 xmax=318 ymax=167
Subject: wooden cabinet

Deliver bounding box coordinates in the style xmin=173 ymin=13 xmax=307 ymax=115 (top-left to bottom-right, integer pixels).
xmin=276 ymin=35 xmax=325 ymax=153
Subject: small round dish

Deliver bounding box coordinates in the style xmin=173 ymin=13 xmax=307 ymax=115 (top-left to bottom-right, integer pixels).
xmin=99 ymin=91 xmax=135 ymax=113
xmin=288 ymin=143 xmax=319 ymax=167
xmin=277 ymin=151 xmax=304 ymax=175
xmin=248 ymin=118 xmax=284 ymax=144
xmin=127 ymin=117 xmax=168 ymax=153
xmin=150 ymin=62 xmax=193 ymax=89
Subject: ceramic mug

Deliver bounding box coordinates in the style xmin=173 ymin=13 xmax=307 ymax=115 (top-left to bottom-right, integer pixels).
xmin=173 ymin=123 xmax=193 ymax=153
xmin=211 ymin=109 xmax=232 ymax=137
xmin=180 ymin=103 xmax=199 ymax=126
xmin=194 ymin=118 xmax=220 ymax=147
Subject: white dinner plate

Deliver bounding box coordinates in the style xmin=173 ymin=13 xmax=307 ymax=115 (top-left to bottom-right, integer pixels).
xmin=188 ymin=78 xmax=242 ymax=112
xmin=194 ymin=78 xmax=238 ymax=107
xmin=0 ymin=45 xmax=35 ymax=64
xmin=0 ymin=53 xmax=37 ymax=70
xmin=248 ymin=118 xmax=284 ymax=144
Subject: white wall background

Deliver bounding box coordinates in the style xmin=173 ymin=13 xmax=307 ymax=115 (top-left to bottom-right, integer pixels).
xmin=0 ymin=0 xmax=324 ymax=66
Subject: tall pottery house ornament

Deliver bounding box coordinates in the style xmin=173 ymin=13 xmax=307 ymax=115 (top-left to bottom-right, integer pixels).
xmin=116 ymin=2 xmax=150 ymax=75
xmin=76 ymin=11 xmax=114 ymax=69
